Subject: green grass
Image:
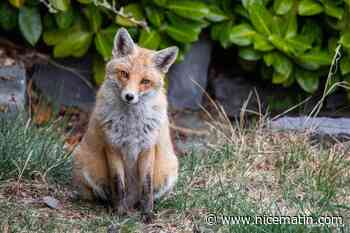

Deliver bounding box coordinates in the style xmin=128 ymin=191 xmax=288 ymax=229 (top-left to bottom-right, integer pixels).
xmin=0 ymin=114 xmax=71 ymax=183
xmin=0 ymin=116 xmax=349 ymax=232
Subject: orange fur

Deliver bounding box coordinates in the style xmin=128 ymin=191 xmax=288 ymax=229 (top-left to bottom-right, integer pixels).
xmin=72 ymin=28 xmax=179 ymax=220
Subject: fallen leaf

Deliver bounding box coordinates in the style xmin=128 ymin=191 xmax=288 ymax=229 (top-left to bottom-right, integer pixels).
xmin=33 ymin=101 xmax=52 ymax=125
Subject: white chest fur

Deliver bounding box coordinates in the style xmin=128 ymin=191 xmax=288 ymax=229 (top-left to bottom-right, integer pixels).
xmin=98 ymin=90 xmax=167 ymax=165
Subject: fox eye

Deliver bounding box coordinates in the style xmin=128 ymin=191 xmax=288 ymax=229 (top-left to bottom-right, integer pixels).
xmin=141 ymin=79 xmax=151 ymax=85
xmin=118 ymin=70 xmax=128 ymax=79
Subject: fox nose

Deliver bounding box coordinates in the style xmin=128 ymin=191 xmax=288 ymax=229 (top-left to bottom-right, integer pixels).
xmin=125 ymin=93 xmax=134 ymax=102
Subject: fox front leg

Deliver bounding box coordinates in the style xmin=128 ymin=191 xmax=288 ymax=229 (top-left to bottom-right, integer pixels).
xmin=138 ymin=147 xmax=156 ymax=223
xmin=105 ymin=148 xmax=128 ymax=215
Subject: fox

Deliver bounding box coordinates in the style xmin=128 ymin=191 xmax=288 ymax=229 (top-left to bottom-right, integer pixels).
xmin=72 ymin=28 xmax=179 ymax=222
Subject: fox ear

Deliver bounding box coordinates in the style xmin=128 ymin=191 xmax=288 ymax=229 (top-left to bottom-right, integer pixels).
xmin=153 ymin=46 xmax=178 ymax=73
xmin=113 ymin=28 xmax=135 ymax=57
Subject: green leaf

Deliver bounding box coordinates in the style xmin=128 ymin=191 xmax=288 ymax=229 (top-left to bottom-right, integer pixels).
xmin=164 ymin=24 xmax=199 ymax=43
xmin=254 ymin=33 xmax=274 ymax=52
xmin=76 ymin=0 xmax=91 ymax=3
xmin=229 ymin=23 xmax=256 ymax=46
xmin=234 ymin=4 xmax=249 ymax=19
xmin=49 ymin=0 xmax=70 ymax=12
xmin=264 ymin=52 xmax=293 ymax=78
xmin=138 ymin=29 xmax=161 ymax=50
xmin=246 ymin=1 xmax=274 ymax=36
xmin=83 ymin=5 xmax=102 ymax=33
xmin=271 ymin=16 xmax=284 ymax=37
xmin=285 ymin=35 xmax=312 ymax=55
xmin=297 ymin=49 xmax=332 ymax=70
xmin=272 ymin=71 xmax=290 ymax=84
xmin=165 ymin=12 xmax=207 ymax=33
xmin=95 ymin=33 xmax=112 ymax=61
xmin=19 ymin=6 xmax=42 ymax=46
xmin=340 ymin=32 xmax=350 ymax=49
xmin=153 ymin=0 xmax=167 ymax=7
xmin=273 ymin=0 xmax=293 ymax=15
xmin=95 ymin=26 xmax=118 ymax=60
xmin=0 ymin=2 xmax=17 ymax=30
xmin=8 ymin=0 xmax=25 ymax=8
xmin=295 ymin=68 xmax=319 ymax=93
xmin=43 ymin=29 xmax=70 ymax=45
xmin=300 ymin=19 xmax=322 ymax=46
xmin=239 ymin=47 xmax=261 ymax=61
xmin=269 ymin=34 xmax=311 ymax=56
xmin=340 ymin=57 xmax=350 ymax=75
xmin=145 ymin=7 xmax=164 ymax=28
xmin=43 ymin=18 xmax=86 ymax=46
xmin=298 ymin=0 xmax=323 ymax=16
xmin=284 ymin=11 xmax=297 ymax=38
xmin=167 ymin=0 xmax=210 ymax=21
xmin=116 ymin=3 xmax=144 ymax=27
xmin=53 ymin=31 xmax=92 ymax=58
xmin=211 ymin=21 xmax=234 ymax=48
xmin=282 ymin=72 xmax=295 ymax=87
xmin=206 ymin=4 xmax=229 ymax=22
xmin=320 ymin=0 xmax=344 ymax=20
xmin=93 ymin=55 xmax=105 ymax=86
xmin=269 ymin=35 xmax=292 ymax=55
xmin=55 ymin=6 xmax=74 ymax=29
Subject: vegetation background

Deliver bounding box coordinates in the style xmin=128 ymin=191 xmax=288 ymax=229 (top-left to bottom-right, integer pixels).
xmin=2 ymin=0 xmax=350 ymax=95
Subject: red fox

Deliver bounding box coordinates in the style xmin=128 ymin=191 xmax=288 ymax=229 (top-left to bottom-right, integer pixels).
xmin=72 ymin=28 xmax=179 ymax=222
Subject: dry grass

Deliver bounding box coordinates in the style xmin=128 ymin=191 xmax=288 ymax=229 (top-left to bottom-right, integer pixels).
xmin=0 ymin=101 xmax=350 ymax=232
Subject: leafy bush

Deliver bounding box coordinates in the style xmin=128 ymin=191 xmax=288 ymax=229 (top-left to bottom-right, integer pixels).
xmin=0 ymin=0 xmax=350 ymax=95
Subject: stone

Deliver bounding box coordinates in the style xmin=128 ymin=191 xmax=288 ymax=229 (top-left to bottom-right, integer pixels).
xmin=270 ymin=116 xmax=350 ymax=135
xmin=167 ymin=36 xmax=212 ymax=110
xmin=0 ymin=64 xmax=26 ymax=116
xmin=42 ymin=196 xmax=61 ymax=209
xmin=31 ymin=55 xmax=96 ymax=112
xmin=171 ymin=110 xmax=213 ymax=154
xmin=210 ymin=73 xmax=262 ymax=118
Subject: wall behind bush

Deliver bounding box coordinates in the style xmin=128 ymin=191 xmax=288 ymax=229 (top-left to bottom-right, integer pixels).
xmin=1 ymin=0 xmax=350 ymax=95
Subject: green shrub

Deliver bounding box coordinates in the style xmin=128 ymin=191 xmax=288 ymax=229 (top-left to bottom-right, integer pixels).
xmin=1 ymin=0 xmax=350 ymax=95
xmin=0 ymin=114 xmax=71 ymax=183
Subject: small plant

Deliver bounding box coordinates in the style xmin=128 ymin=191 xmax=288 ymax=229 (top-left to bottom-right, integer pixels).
xmin=0 ymin=114 xmax=71 ymax=183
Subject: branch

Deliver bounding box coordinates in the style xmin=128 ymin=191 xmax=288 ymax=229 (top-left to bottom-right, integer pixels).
xmin=93 ymin=0 xmax=148 ymax=30
xmin=39 ymin=0 xmax=59 ymax=13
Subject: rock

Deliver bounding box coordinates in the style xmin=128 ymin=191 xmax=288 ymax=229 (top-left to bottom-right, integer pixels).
xmin=31 ymin=55 xmax=96 ymax=112
xmin=210 ymin=73 xmax=261 ymax=118
xmin=167 ymin=37 xmax=212 ymax=110
xmin=0 ymin=64 xmax=26 ymax=116
xmin=42 ymin=196 xmax=61 ymax=209
xmin=171 ymin=110 xmax=214 ymax=154
xmin=271 ymin=116 xmax=350 ymax=135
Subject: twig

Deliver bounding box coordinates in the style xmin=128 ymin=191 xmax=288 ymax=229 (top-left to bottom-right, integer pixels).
xmin=93 ymin=0 xmax=148 ymax=30
xmin=39 ymin=0 xmax=59 ymax=13
xmin=305 ymin=44 xmax=342 ymax=127
xmin=170 ymin=123 xmax=209 ymax=136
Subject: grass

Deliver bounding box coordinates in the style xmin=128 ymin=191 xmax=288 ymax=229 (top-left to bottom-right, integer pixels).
xmin=0 ymin=114 xmax=349 ymax=232
xmin=0 ymin=114 xmax=71 ymax=183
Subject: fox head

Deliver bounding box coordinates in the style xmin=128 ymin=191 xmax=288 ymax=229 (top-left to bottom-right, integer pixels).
xmin=105 ymin=28 xmax=178 ymax=105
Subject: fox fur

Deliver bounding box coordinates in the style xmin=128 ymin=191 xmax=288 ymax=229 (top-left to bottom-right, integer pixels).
xmin=72 ymin=28 xmax=179 ymax=222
